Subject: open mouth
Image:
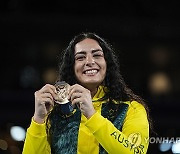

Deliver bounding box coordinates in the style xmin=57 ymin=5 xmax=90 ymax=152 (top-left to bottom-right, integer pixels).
xmin=83 ymin=69 xmax=99 ymax=75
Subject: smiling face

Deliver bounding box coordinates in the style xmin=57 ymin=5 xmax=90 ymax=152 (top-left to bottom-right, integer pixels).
xmin=74 ymin=38 xmax=107 ymax=90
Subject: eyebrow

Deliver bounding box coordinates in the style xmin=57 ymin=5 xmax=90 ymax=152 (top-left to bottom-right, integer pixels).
xmin=74 ymin=49 xmax=103 ymax=56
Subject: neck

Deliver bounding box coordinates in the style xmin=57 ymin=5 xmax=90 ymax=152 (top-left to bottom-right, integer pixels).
xmin=83 ymin=84 xmax=98 ymax=98
xmin=80 ymin=82 xmax=100 ymax=97
xmin=90 ymin=88 xmax=98 ymax=98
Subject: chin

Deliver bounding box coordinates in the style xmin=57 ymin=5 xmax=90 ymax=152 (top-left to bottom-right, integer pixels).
xmin=81 ymin=80 xmax=102 ymax=87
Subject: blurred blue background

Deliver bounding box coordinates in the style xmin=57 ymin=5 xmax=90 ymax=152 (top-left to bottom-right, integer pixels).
xmin=0 ymin=0 xmax=180 ymax=153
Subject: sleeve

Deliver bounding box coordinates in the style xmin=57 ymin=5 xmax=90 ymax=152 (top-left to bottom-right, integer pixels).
xmin=85 ymin=101 xmax=149 ymax=154
xmin=22 ymin=118 xmax=51 ymax=154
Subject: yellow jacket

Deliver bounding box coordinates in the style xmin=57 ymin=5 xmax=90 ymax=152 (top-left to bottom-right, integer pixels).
xmin=23 ymin=86 xmax=149 ymax=154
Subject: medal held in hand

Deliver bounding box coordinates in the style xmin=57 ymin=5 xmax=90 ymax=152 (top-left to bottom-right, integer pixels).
xmin=54 ymin=81 xmax=74 ymax=115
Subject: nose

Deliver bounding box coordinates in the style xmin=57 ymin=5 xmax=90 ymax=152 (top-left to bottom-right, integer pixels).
xmin=85 ymin=54 xmax=95 ymax=66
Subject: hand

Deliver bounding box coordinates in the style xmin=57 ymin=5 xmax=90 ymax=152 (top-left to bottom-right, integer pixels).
xmin=68 ymin=84 xmax=96 ymax=119
xmin=33 ymin=84 xmax=57 ymax=124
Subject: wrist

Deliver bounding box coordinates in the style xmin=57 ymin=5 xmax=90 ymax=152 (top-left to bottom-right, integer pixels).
xmin=33 ymin=115 xmax=45 ymax=124
xmin=86 ymin=110 xmax=96 ymax=119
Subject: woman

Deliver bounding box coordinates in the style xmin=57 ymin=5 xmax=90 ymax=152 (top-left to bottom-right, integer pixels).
xmin=23 ymin=32 xmax=150 ymax=154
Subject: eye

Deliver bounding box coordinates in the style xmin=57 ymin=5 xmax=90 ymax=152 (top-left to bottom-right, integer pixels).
xmin=93 ymin=52 xmax=104 ymax=58
xmin=75 ymin=55 xmax=86 ymax=61
xmin=94 ymin=54 xmax=101 ymax=57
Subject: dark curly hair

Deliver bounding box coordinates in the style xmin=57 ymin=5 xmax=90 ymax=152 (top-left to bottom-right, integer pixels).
xmin=58 ymin=32 xmax=146 ymax=103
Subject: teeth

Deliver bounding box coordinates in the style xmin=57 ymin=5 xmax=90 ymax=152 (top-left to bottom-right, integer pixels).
xmin=85 ymin=70 xmax=97 ymax=74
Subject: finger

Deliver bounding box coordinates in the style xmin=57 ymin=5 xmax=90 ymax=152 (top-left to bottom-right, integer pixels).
xmin=68 ymin=84 xmax=82 ymax=99
xmin=68 ymin=84 xmax=83 ymax=93
xmin=40 ymin=84 xmax=57 ymax=100
xmin=46 ymin=84 xmax=57 ymax=93
xmin=71 ymin=97 xmax=82 ymax=106
xmin=68 ymin=85 xmax=76 ymax=96
xmin=41 ymin=98 xmax=54 ymax=107
xmin=70 ymin=92 xmax=82 ymax=102
xmin=75 ymin=101 xmax=83 ymax=109
xmin=41 ymin=93 xmax=54 ymax=102
xmin=74 ymin=100 xmax=83 ymax=110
